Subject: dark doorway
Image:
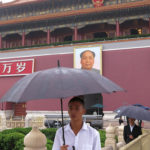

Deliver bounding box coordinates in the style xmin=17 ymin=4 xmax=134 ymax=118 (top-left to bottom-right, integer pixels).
xmin=93 ymin=32 xmax=108 ymax=38
xmin=130 ymin=29 xmax=139 ymax=35
xmin=64 ymin=35 xmax=72 ymax=42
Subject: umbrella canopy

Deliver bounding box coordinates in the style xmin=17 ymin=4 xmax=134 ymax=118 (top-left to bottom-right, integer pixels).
xmin=91 ymin=104 xmax=104 ymax=108
xmin=1 ymin=67 xmax=124 ymax=103
xmin=133 ymin=104 xmax=150 ymax=110
xmin=114 ymin=105 xmax=127 ymax=113
xmin=114 ymin=105 xmax=150 ymax=121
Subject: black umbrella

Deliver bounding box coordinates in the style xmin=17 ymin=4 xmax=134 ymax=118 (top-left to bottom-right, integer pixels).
xmin=133 ymin=104 xmax=150 ymax=110
xmin=114 ymin=105 xmax=150 ymax=121
xmin=1 ymin=62 xmax=124 ymax=146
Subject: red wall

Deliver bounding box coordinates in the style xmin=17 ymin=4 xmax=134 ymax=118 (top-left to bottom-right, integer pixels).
xmin=0 ymin=47 xmax=150 ymax=111
xmin=102 ymin=47 xmax=150 ymax=110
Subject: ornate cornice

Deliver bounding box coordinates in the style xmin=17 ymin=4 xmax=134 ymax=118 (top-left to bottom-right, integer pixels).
xmin=0 ymin=0 xmax=46 ymax=8
xmin=0 ymin=0 xmax=149 ymax=27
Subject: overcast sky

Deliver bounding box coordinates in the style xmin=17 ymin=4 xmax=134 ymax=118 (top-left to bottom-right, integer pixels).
xmin=0 ymin=0 xmax=15 ymax=3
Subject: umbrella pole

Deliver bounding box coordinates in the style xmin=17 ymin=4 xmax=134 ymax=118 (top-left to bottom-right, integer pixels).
xmin=60 ymin=98 xmax=65 ymax=145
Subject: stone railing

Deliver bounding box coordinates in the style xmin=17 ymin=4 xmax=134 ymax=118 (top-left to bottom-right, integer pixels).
xmin=6 ymin=117 xmax=25 ymax=128
xmin=0 ymin=112 xmax=45 ymax=130
xmin=104 ymin=124 xmax=150 ymax=150
xmin=104 ymin=123 xmax=126 ymax=150
xmin=5 ymin=116 xmax=44 ymax=129
xmin=1 ymin=110 xmax=149 ymax=150
xmin=120 ymin=132 xmax=150 ymax=150
xmin=28 ymin=117 xmax=45 ymax=129
xmin=22 ymin=120 xmax=150 ymax=150
xmin=142 ymin=128 xmax=150 ymax=134
xmin=23 ymin=123 xmax=126 ymax=150
xmin=102 ymin=147 xmax=113 ymax=150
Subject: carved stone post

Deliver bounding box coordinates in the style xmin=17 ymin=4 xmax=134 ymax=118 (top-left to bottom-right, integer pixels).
xmin=24 ymin=126 xmax=47 ymax=150
xmin=105 ymin=124 xmax=117 ymax=150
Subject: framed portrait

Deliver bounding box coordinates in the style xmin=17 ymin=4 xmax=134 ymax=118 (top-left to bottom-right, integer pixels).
xmin=74 ymin=45 xmax=102 ymax=74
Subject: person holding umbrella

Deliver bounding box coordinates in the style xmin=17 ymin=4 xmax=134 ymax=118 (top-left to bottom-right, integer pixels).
xmin=0 ymin=64 xmax=123 ymax=150
xmin=123 ymin=118 xmax=142 ymax=144
xmin=52 ymin=97 xmax=101 ymax=150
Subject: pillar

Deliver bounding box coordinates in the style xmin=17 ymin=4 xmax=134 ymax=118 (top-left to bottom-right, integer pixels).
xmin=0 ymin=34 xmax=2 ymax=49
xmin=0 ymin=110 xmax=6 ymax=130
xmin=116 ymin=20 xmax=120 ymax=37
xmin=149 ymin=18 xmax=150 ymax=34
xmin=118 ymin=123 xmax=125 ymax=143
xmin=22 ymin=32 xmax=25 ymax=47
xmin=74 ymin=26 xmax=78 ymax=41
xmin=105 ymin=124 xmax=117 ymax=150
xmin=52 ymin=36 xmax=56 ymax=43
xmin=47 ymin=29 xmax=51 ymax=44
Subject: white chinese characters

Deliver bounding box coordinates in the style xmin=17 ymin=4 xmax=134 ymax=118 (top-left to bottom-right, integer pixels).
xmin=16 ymin=62 xmax=26 ymax=73
xmin=1 ymin=62 xmax=26 ymax=74
xmin=2 ymin=63 xmax=12 ymax=73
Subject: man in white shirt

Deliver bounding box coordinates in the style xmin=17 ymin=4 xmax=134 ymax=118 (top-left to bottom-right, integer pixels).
xmin=52 ymin=97 xmax=101 ymax=150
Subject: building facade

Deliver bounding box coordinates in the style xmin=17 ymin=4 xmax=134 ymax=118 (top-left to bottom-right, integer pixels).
xmin=0 ymin=0 xmax=150 ymax=49
xmin=0 ymin=0 xmax=150 ymax=120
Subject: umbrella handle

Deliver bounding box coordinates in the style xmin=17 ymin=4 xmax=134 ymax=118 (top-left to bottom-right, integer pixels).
xmin=60 ymin=98 xmax=66 ymax=145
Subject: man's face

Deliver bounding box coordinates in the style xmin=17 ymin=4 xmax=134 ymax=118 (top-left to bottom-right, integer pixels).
xmin=68 ymin=101 xmax=85 ymax=121
xmin=80 ymin=51 xmax=94 ymax=70
xmin=128 ymin=118 xmax=135 ymax=125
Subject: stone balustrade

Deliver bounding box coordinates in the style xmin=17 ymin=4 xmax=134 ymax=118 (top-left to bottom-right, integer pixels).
xmin=118 ymin=123 xmax=125 ymax=143
xmin=105 ymin=124 xmax=117 ymax=150
xmin=120 ymin=132 xmax=150 ymax=150
xmin=102 ymin=146 xmax=113 ymax=150
xmin=28 ymin=116 xmax=45 ymax=129
xmin=1 ymin=110 xmax=149 ymax=150
xmin=21 ymin=122 xmax=150 ymax=150
xmin=104 ymin=123 xmax=126 ymax=150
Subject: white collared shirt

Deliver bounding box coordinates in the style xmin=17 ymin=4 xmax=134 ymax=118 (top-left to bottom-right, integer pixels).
xmin=129 ymin=124 xmax=135 ymax=132
xmin=52 ymin=122 xmax=101 ymax=150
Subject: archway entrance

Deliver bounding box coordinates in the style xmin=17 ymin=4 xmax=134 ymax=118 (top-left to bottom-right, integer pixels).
xmin=93 ymin=32 xmax=108 ymax=38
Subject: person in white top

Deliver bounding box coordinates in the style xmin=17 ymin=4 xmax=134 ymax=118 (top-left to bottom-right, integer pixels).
xmin=52 ymin=97 xmax=101 ymax=150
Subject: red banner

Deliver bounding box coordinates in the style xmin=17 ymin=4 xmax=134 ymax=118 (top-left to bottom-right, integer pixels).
xmin=0 ymin=59 xmax=34 ymax=77
xmin=92 ymin=0 xmax=104 ymax=7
